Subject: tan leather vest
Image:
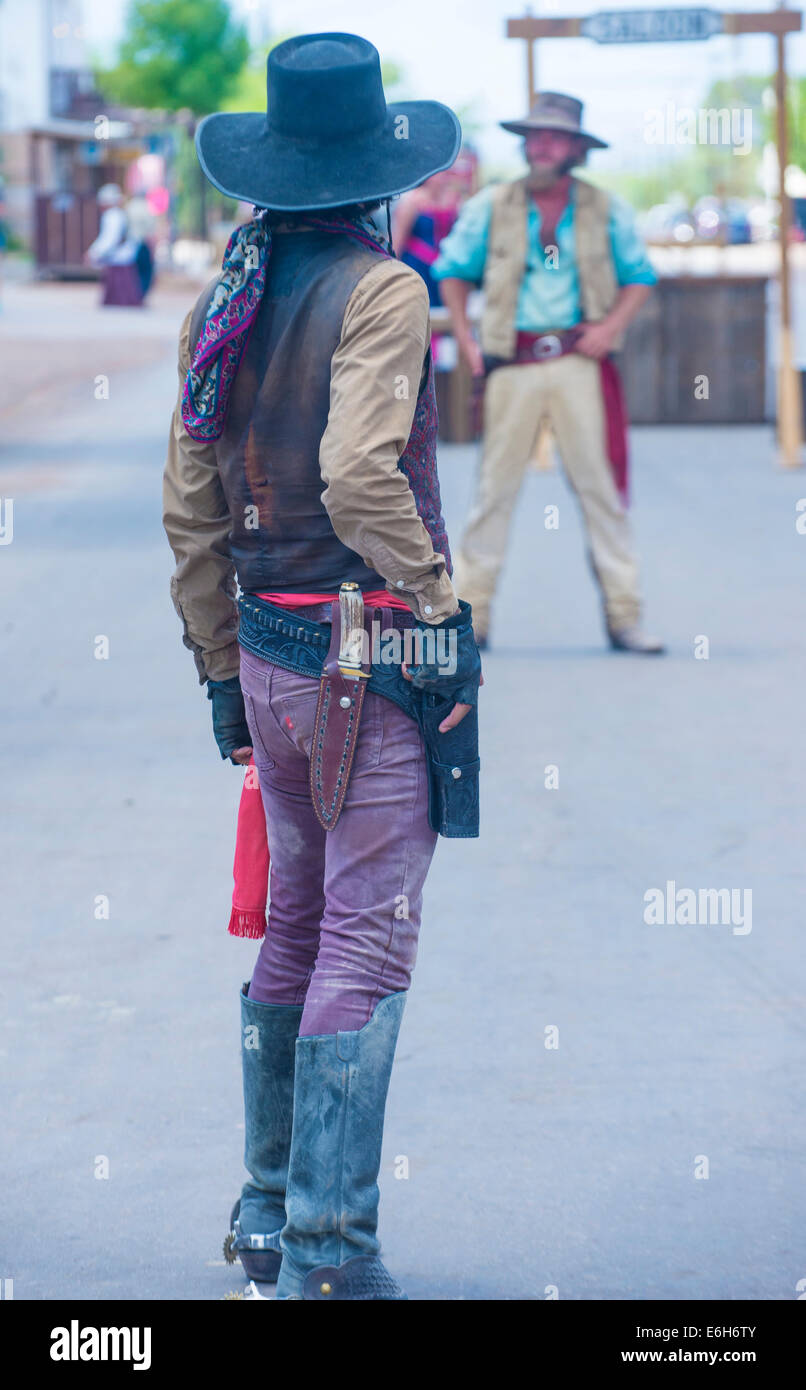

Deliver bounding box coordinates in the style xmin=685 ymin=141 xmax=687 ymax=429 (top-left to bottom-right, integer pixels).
xmin=479 ymin=175 xmax=622 ymax=357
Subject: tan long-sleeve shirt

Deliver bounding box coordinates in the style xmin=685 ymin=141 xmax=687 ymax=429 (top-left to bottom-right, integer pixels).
xmin=163 ymin=254 xmax=458 ymax=684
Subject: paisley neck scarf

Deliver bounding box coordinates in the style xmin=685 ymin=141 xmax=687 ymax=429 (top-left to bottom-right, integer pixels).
xmin=182 ymin=208 xmax=391 ymax=441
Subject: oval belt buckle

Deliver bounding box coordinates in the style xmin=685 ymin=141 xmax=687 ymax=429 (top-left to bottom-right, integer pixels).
xmin=533 ymin=333 xmax=562 ymax=360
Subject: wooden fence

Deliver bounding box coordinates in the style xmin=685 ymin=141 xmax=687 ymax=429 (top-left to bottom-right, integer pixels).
xmin=433 ymin=275 xmax=768 ymax=438
xmin=35 ymin=193 xmax=100 ymax=276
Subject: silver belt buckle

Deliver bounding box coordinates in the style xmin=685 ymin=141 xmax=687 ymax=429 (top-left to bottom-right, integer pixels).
xmin=532 ymin=333 xmax=562 ymax=360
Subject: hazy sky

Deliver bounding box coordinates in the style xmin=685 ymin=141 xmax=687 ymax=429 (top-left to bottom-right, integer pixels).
xmin=82 ymin=0 xmax=806 ymax=171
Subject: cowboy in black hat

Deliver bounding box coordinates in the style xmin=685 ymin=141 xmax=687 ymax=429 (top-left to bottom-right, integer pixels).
xmin=435 ymin=91 xmax=664 ymax=654
xmin=163 ymin=33 xmax=481 ymax=1301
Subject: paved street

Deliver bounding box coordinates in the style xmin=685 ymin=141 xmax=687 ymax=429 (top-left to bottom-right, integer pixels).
xmin=1 ymin=277 xmax=804 ymax=1301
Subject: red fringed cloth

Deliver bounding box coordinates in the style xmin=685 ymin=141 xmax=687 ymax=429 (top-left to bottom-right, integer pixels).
xmin=228 ymin=759 xmax=269 ymax=939
xmin=599 ymin=356 xmax=630 ymax=507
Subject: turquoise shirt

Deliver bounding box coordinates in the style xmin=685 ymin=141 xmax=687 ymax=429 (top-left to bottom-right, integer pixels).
xmin=432 ymin=181 xmax=657 ymax=332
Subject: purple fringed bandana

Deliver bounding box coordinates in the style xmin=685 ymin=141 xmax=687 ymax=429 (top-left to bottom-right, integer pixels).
xmin=181 ymin=213 xmax=271 ymax=441
xmin=182 ymin=210 xmax=391 ymax=442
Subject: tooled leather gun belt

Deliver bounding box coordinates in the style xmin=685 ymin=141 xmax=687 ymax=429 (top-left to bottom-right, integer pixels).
xmin=236 ymin=590 xmax=480 ymax=839
xmin=238 ymin=587 xmax=417 ymax=832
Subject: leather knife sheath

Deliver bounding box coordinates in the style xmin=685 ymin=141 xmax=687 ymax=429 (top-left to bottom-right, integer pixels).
xmin=309 ymin=601 xmax=372 ymax=831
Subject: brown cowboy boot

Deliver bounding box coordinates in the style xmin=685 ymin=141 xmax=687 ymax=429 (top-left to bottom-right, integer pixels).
xmin=607 ymin=623 xmax=665 ymax=654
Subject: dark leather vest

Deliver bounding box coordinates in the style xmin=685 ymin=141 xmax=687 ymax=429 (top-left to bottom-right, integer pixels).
xmin=190 ymin=229 xmax=450 ymax=595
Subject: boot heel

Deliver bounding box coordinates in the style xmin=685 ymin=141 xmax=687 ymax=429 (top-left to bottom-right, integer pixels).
xmin=224 ymin=1198 xmax=283 ymax=1283
xmin=239 ymin=1246 xmax=282 ymax=1283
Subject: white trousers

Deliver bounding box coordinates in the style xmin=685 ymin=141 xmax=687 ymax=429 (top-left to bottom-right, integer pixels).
xmin=453 ymin=354 xmax=642 ymax=634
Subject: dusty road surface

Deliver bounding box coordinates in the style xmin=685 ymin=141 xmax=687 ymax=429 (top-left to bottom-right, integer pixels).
xmin=2 ymin=276 xmax=804 ymax=1300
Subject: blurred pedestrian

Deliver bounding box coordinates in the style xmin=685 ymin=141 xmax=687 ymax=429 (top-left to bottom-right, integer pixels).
xmin=393 ymin=169 xmax=463 ymax=306
xmin=85 ymin=184 xmax=145 ymax=307
xmin=435 ymin=93 xmax=664 ymax=653
xmin=0 ymin=176 xmax=8 ymax=311
xmin=393 ymin=165 xmax=469 ymax=371
xmin=126 ymin=192 xmax=157 ymax=297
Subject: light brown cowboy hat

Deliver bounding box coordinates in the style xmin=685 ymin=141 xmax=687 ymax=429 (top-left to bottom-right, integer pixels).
xmin=500 ymin=91 xmax=608 ymax=149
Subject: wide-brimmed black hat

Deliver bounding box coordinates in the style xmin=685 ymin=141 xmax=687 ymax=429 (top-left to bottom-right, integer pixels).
xmin=500 ymin=91 xmax=608 ymax=149
xmin=196 ymin=32 xmax=462 ymax=211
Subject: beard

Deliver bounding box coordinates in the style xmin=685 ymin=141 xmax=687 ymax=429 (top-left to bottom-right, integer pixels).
xmin=525 ymin=153 xmax=580 ymax=191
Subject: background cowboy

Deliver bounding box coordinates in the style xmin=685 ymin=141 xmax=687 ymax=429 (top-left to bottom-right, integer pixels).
xmin=163 ymin=33 xmax=480 ymax=1301
xmin=435 ymin=91 xmax=664 ymax=654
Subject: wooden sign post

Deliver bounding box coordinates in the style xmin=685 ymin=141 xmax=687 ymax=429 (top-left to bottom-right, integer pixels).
xmin=507 ymin=8 xmax=804 ymax=468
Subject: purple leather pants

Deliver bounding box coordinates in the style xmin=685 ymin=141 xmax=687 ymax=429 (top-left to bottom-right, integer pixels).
xmin=239 ymin=642 xmax=438 ymax=1037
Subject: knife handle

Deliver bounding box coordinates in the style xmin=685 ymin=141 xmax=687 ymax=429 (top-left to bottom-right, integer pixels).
xmin=338 ymin=582 xmax=365 ymax=673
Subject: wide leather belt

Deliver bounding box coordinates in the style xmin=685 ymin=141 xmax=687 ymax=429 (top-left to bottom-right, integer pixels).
xmin=236 ymin=594 xmax=416 ymax=697
xmin=481 ymin=328 xmax=583 ymax=383
xmin=514 ymin=327 xmax=582 ymax=362
xmin=236 ymin=597 xmax=330 ymax=677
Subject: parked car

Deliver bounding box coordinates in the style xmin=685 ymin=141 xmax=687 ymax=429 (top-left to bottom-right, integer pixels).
xmin=693 ymin=196 xmax=752 ymax=244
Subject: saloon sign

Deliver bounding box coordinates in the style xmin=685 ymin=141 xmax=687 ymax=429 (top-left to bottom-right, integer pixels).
xmin=580 ymin=9 xmax=724 ymax=44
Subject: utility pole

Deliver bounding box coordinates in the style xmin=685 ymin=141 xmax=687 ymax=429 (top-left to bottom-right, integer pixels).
xmin=774 ymin=4 xmax=803 ymax=466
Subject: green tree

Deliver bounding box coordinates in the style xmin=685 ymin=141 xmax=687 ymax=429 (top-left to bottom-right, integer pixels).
xmin=590 ymin=75 xmax=775 ymax=212
xmin=99 ymin=0 xmax=249 ymax=238
xmin=702 ymin=73 xmax=806 ymax=172
xmin=101 ymin=0 xmax=248 ymax=115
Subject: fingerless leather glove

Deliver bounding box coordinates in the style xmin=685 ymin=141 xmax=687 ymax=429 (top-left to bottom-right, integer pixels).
xmin=207 ymin=675 xmax=251 ymax=761
xmin=404 ymin=600 xmax=482 ymax=707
